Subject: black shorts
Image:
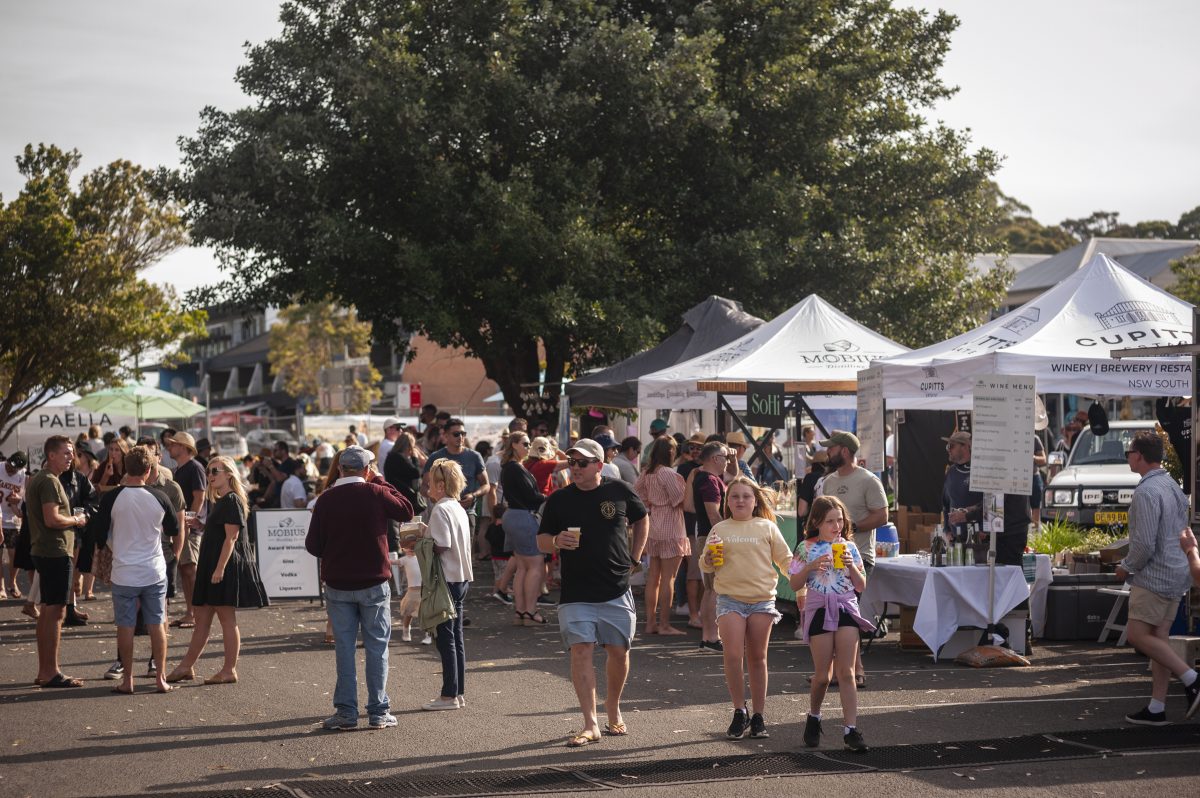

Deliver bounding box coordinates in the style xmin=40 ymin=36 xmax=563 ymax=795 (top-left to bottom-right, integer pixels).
xmin=2 ymin=527 xmax=16 ymax=548
xmin=808 ymin=607 xmax=859 ymax=637
xmin=32 ymin=555 xmax=71 ymax=606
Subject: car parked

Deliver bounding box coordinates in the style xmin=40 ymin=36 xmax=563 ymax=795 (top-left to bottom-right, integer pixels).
xmin=245 ymin=428 xmax=301 ymax=454
xmin=187 ymin=426 xmax=249 ymax=459
xmin=1041 ymin=420 xmax=1156 ymax=528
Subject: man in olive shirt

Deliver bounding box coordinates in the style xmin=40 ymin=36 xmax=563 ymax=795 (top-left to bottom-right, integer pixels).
xmin=29 ymin=435 xmax=88 ymax=688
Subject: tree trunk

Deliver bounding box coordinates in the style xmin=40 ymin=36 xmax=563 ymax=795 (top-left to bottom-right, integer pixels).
xmin=478 ymin=338 xmax=541 ymax=420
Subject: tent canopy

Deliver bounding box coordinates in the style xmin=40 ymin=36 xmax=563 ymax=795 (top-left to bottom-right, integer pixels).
xmin=637 ymin=294 xmax=910 ymax=409
xmin=877 ymin=253 xmax=1194 ymax=404
xmin=565 ymin=296 xmax=764 ymax=408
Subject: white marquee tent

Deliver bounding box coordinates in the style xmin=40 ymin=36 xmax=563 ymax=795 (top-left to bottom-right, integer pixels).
xmin=876 ymin=253 xmax=1193 ymax=406
xmin=637 ymin=294 xmax=910 ymax=409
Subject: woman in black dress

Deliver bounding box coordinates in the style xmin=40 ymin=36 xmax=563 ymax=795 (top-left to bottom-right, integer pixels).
xmin=165 ymin=456 xmax=267 ymax=685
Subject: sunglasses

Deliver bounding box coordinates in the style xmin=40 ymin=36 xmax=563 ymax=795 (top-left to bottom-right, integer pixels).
xmin=566 ymin=458 xmax=598 ymax=468
xmin=449 ymin=431 xmax=467 ymax=438
xmin=207 ymin=469 xmax=227 ymax=476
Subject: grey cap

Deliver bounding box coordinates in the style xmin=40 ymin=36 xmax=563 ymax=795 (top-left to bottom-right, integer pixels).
xmin=340 ymin=445 xmax=375 ymax=471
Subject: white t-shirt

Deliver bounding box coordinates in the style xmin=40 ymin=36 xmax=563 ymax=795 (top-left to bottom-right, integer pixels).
xmin=355 ymin=432 xmax=367 ymax=447
xmin=429 ymin=497 xmax=474 ymax=583
xmin=400 ymin=553 xmax=422 ymax=589
xmin=315 ymin=442 xmax=334 ymax=459
xmin=378 ymin=437 xmax=395 ymax=465
xmin=601 ymin=462 xmax=621 ymax=481
xmin=0 ymin=467 xmax=26 ymax=528
xmin=280 ymin=474 xmax=307 ymax=508
xmin=107 ymin=486 xmax=173 ymax=587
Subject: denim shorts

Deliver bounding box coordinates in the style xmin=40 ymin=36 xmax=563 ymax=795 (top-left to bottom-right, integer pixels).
xmin=501 ymin=509 xmax=541 ymax=557
xmin=111 ymin=580 xmax=168 ymax=627
xmin=716 ymin=594 xmax=782 ymax=623
xmin=559 ymin=590 xmax=637 ymax=649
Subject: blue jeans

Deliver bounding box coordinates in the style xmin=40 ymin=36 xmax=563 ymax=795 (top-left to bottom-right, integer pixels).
xmin=436 ymin=582 xmax=469 ymax=698
xmin=325 ymin=581 xmax=391 ymax=718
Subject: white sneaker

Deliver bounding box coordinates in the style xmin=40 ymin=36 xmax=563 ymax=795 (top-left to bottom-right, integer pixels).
xmin=456 ymin=695 xmax=466 ymax=708
xmin=673 ymin=604 xmax=689 ymax=617
xmin=401 ymin=628 xmax=412 ymax=642
xmin=421 ymin=633 xmax=432 ymax=645
xmin=423 ymin=697 xmax=460 ymax=711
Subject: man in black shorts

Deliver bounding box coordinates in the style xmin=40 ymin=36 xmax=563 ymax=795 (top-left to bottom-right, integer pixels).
xmin=28 ymin=435 xmax=89 ymax=688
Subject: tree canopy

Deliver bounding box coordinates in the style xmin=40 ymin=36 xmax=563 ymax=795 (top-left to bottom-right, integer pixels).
xmin=0 ymin=144 xmax=206 ymax=448
xmin=267 ymin=300 xmax=381 ymax=413
xmin=178 ymin=0 xmax=1011 ymax=416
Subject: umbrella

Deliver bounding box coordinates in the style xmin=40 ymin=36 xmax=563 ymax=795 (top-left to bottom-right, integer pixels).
xmin=76 ymin=383 xmax=205 ymax=425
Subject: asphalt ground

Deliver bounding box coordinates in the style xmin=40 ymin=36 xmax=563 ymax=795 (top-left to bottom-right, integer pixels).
xmin=2 ymin=580 xmax=1198 ymax=797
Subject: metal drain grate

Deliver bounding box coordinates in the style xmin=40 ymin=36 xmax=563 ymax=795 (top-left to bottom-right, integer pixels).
xmin=1053 ymin=725 xmax=1200 ymax=753
xmin=578 ymin=752 xmax=866 ymax=787
xmin=817 ymin=733 xmax=1088 ymax=771
xmin=291 ymin=770 xmax=601 ymax=798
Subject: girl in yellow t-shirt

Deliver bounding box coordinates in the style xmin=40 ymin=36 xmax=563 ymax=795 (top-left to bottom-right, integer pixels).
xmin=700 ymin=476 xmax=791 ymax=740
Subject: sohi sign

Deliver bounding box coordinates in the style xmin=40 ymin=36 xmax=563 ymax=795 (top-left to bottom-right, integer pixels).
xmin=746 ymin=381 xmax=786 ymax=427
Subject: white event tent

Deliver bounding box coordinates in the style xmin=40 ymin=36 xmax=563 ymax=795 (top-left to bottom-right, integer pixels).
xmin=877 ymin=253 xmax=1193 ymax=407
xmin=637 ymin=294 xmax=910 ymax=410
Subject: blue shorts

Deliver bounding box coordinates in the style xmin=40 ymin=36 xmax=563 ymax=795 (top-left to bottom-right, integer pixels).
xmin=716 ymin=594 xmax=782 ymax=623
xmin=111 ymin=580 xmax=168 ymax=628
xmin=502 ymin=509 xmax=541 ymax=557
xmin=558 ymin=590 xmax=636 ymax=650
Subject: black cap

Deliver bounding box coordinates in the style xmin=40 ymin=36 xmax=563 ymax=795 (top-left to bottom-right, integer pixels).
xmin=1087 ymin=401 xmax=1109 ymax=437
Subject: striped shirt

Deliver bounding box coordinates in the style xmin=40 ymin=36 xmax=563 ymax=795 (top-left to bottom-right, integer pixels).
xmin=1123 ymin=468 xmax=1191 ymax=599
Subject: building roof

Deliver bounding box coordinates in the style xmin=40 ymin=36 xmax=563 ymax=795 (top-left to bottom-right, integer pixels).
xmin=207 ymin=332 xmax=271 ymax=371
xmin=1009 ymin=237 xmax=1198 ymax=294
xmin=969 ymin=253 xmax=1051 ymax=277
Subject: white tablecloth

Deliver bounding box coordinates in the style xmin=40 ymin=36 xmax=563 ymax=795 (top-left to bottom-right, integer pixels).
xmin=860 ymin=555 xmax=1037 ymax=660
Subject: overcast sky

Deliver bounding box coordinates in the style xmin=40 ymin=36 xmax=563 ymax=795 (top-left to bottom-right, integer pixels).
xmin=3 ymin=1 xmax=1198 ymax=297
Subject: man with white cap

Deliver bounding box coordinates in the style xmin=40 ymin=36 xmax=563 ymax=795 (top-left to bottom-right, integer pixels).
xmin=377 ymin=417 xmax=405 ymax=465
xmin=537 ymin=438 xmax=649 ymax=746
xmin=165 ymin=431 xmax=206 ymax=629
xmin=306 ymin=445 xmax=414 ymax=730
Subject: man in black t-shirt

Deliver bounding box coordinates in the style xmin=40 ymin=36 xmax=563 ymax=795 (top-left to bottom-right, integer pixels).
xmin=165 ymin=432 xmax=206 ymax=628
xmin=538 ymin=439 xmax=648 ymax=747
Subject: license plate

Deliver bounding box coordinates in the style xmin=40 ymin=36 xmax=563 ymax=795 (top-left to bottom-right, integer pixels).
xmin=1094 ymin=511 xmax=1127 ymax=525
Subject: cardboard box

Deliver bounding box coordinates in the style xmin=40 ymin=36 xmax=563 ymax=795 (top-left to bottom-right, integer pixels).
xmin=1099 ymin=538 xmax=1129 ymax=564
xmin=1066 ymin=551 xmax=1103 ymax=574
xmin=897 ymin=606 xmax=929 ymax=652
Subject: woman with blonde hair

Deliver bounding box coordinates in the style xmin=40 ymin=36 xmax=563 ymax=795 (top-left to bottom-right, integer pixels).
xmin=634 ymin=436 xmax=689 ymax=635
xmin=165 ymin=456 xmax=268 ymax=685
xmin=700 ymin=476 xmax=791 ymax=739
xmin=92 ymin=436 xmax=131 ymax=493
xmin=499 ymin=432 xmax=546 ymax=626
xmin=422 ymin=458 xmax=474 ymax=710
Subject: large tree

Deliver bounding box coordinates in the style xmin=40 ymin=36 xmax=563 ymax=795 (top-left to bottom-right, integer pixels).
xmin=178 ymin=0 xmax=1009 ymax=416
xmin=0 ymin=145 xmax=206 ymax=448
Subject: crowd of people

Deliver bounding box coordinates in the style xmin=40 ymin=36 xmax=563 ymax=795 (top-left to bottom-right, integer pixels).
xmin=4 ymin=406 xmax=1200 ymax=750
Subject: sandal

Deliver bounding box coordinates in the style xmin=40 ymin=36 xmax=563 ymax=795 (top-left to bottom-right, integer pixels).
xmin=566 ymin=729 xmax=601 ymax=748
xmin=513 ymin=611 xmax=528 ymax=626
xmin=603 ymin=721 xmax=628 ymax=736
xmin=855 ymin=675 xmax=867 ymax=689
xmin=41 ymin=673 xmax=83 ymax=688
xmin=165 ymin=669 xmax=195 ymax=683
xmin=524 ymin=612 xmax=548 ymax=626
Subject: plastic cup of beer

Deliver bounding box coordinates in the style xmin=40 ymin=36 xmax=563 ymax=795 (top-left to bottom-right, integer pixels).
xmin=566 ymin=526 xmax=581 ymax=547
xmin=707 ymin=540 xmax=725 ymax=567
xmin=831 ymin=542 xmax=846 ymax=569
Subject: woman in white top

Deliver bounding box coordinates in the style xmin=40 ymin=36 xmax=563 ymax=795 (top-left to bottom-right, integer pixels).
xmin=422 ymin=458 xmax=474 ymax=711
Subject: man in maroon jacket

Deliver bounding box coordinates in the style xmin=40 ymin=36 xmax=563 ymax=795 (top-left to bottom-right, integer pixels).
xmin=306 ymin=446 xmax=412 ymax=730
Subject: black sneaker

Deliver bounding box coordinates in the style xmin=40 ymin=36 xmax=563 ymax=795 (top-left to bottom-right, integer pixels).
xmin=145 ymin=659 xmax=157 ymax=678
xmin=490 ymin=590 xmax=512 ymax=605
xmin=843 ymin=727 xmax=869 ymax=753
xmin=64 ymin=609 xmax=88 ymax=627
xmin=103 ymin=662 xmax=124 ymax=680
xmin=699 ymin=639 xmax=724 ymax=652
xmin=726 ymin=708 xmax=749 ymax=739
xmin=1125 ymin=706 xmax=1169 ymax=727
xmin=1185 ymin=680 xmax=1200 ymax=720
xmin=802 ymin=714 xmax=822 ymax=747
xmin=749 ymin=713 xmax=769 ymax=738
xmin=536 ymin=596 xmax=557 ymax=607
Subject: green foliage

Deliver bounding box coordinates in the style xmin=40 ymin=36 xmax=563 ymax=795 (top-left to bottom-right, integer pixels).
xmin=1071 ymin=527 xmax=1123 ymax=555
xmin=0 ymin=144 xmax=206 ymax=448
xmin=175 ymin=0 xmax=1012 ymax=412
xmin=982 ymin=181 xmax=1075 ymax=254
xmin=267 ymin=300 xmax=382 ymax=413
xmin=1028 ymin=519 xmax=1084 ymax=555
xmin=1168 ymin=250 xmax=1200 ymax=306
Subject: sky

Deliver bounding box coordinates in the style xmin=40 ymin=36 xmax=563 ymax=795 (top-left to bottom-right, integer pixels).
xmin=2 ymin=1 xmax=1198 ymax=297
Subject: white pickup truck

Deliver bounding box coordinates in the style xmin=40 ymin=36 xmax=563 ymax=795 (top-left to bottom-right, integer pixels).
xmin=1041 ymin=419 xmax=1157 ymax=528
